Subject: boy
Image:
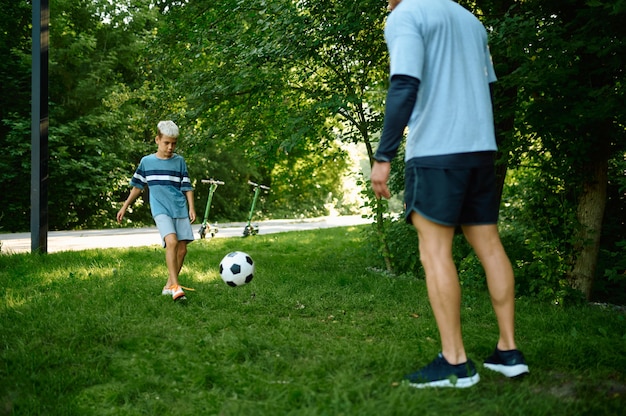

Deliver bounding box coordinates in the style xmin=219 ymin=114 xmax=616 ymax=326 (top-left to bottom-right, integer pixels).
xmin=117 ymin=120 xmax=197 ymax=301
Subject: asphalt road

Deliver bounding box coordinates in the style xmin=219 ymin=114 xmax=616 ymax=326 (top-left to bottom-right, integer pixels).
xmin=0 ymin=215 xmax=370 ymax=254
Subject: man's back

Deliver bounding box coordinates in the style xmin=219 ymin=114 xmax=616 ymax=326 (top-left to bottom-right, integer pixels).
xmin=385 ymin=0 xmax=497 ymax=159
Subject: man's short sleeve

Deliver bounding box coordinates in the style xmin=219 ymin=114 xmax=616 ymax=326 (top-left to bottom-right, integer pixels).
xmin=385 ymin=12 xmax=424 ymax=80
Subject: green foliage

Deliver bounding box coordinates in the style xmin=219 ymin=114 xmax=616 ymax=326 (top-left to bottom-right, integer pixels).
xmin=0 ymin=0 xmax=163 ymax=231
xmin=0 ymin=0 xmax=31 ymax=128
xmin=359 ymin=141 xmax=409 ymax=275
xmin=595 ymin=242 xmax=626 ymax=304
xmin=268 ymin=141 xmax=352 ymax=218
xmin=363 ymin=155 xmax=623 ymax=305
xmin=0 ymin=0 xmax=36 ymax=232
xmin=485 ymin=0 xmax=626 ymax=300
xmin=1 ymin=228 xmax=625 ymax=414
xmin=158 ymin=0 xmax=390 ymax=218
xmin=380 ymin=218 xmax=422 ymax=279
xmin=593 ymin=154 xmax=626 ymax=303
xmin=187 ymin=145 xmax=260 ymax=224
xmin=0 ymin=116 xmax=32 ymax=232
xmin=1 ymin=0 xmax=366 ymax=230
xmin=498 ymin=165 xmax=584 ymax=304
xmin=0 ymin=0 xmax=624 ymax=306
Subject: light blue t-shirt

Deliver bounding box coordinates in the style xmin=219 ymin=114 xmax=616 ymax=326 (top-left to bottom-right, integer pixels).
xmin=130 ymin=154 xmax=193 ymax=219
xmin=385 ymin=0 xmax=498 ymax=160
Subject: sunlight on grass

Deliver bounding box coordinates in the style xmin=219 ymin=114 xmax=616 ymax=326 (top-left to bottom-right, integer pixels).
xmin=1 ymin=226 xmax=625 ymax=415
xmin=192 ymin=268 xmax=222 ymax=284
xmin=2 ymin=289 xmax=26 ymax=309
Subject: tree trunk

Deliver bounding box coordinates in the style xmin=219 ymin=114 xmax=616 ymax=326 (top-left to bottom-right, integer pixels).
xmin=361 ymin=129 xmax=393 ymax=274
xmin=375 ymin=199 xmax=393 ymax=273
xmin=568 ymin=159 xmax=608 ymax=299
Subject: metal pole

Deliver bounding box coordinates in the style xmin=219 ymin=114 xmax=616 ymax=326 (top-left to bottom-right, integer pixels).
xmin=31 ymin=0 xmax=49 ymax=253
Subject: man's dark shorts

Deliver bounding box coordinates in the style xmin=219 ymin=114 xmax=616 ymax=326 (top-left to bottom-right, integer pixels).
xmin=404 ymin=152 xmax=499 ymax=227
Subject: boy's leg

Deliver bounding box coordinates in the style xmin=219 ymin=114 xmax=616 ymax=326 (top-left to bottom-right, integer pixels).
xmin=176 ymin=240 xmax=189 ymax=275
xmin=462 ymin=224 xmax=517 ymax=351
xmin=164 ymin=233 xmax=181 ymax=288
xmin=410 ymin=211 xmax=467 ymax=365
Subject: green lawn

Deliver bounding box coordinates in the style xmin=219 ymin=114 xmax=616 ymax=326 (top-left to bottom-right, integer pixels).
xmin=1 ymin=226 xmax=625 ymax=415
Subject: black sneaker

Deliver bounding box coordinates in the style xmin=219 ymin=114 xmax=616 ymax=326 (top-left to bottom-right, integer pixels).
xmin=483 ymin=347 xmax=529 ymax=378
xmin=404 ymin=353 xmax=480 ymax=388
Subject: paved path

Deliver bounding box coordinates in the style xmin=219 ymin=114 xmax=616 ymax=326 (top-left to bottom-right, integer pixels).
xmin=0 ymin=215 xmax=370 ymax=254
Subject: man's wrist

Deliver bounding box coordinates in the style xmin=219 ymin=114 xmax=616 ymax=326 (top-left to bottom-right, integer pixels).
xmin=373 ymin=156 xmax=391 ymax=163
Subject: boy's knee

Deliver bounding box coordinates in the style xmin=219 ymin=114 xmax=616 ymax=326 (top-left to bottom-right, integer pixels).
xmin=163 ymin=233 xmax=178 ymax=248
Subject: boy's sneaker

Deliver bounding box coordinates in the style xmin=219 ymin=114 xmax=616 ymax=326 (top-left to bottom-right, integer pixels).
xmin=162 ymin=284 xmax=194 ymax=298
xmin=404 ymin=353 xmax=480 ymax=388
xmin=170 ymin=285 xmax=186 ymax=301
xmin=483 ymin=347 xmax=529 ymax=378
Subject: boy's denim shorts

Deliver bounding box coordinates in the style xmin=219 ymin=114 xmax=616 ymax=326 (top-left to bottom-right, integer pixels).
xmin=154 ymin=214 xmax=195 ymax=247
xmin=404 ymin=164 xmax=499 ymax=227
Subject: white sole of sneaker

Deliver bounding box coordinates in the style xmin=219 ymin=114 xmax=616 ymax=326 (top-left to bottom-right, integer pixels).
xmin=484 ymin=363 xmax=529 ymax=378
xmin=408 ymin=373 xmax=480 ymax=389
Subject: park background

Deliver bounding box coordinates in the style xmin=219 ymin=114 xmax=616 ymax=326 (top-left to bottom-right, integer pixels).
xmin=0 ymin=2 xmax=625 ymax=303
xmin=1 ymin=1 xmax=625 ymax=414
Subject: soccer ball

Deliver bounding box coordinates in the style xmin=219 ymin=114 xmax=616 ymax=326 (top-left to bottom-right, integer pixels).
xmin=219 ymin=251 xmax=255 ymax=287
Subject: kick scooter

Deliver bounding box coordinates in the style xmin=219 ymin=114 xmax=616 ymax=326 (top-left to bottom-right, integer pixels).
xmin=243 ymin=180 xmax=270 ymax=237
xmin=198 ymin=179 xmax=224 ymax=239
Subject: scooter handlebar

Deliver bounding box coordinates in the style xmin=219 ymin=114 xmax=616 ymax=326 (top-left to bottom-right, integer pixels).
xmin=201 ymin=179 xmax=225 ymax=185
xmin=248 ymin=180 xmax=270 ymax=190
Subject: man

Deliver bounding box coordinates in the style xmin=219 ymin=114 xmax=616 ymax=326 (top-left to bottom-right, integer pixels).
xmin=371 ymin=0 xmax=529 ymax=388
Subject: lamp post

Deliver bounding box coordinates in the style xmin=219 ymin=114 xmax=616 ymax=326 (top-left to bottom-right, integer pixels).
xmin=31 ymin=0 xmax=49 ymax=253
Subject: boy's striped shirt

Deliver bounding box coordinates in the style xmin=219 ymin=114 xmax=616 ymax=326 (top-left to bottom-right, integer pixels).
xmin=130 ymin=154 xmax=193 ymax=218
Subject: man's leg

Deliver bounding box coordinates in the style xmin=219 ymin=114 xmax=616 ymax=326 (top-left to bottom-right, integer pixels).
xmin=462 ymin=224 xmax=517 ymax=351
xmin=411 ymin=211 xmax=467 ymax=365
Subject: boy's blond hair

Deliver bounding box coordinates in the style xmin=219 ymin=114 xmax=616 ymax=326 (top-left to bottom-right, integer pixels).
xmin=157 ymin=120 xmax=179 ymax=138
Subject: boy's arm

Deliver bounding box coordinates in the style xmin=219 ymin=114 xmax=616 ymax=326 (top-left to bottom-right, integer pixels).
xmin=117 ymin=187 xmax=142 ymax=223
xmin=185 ymin=190 xmax=196 ymax=223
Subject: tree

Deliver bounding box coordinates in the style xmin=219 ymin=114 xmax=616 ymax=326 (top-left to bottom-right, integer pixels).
xmin=0 ymin=0 xmax=166 ymax=231
xmin=510 ymin=0 xmax=626 ymax=299
xmin=47 ymin=0 xmax=169 ymax=229
xmin=376 ymin=0 xmax=626 ymax=302
xmin=149 ymin=0 xmax=388 ymax=223
xmin=292 ymin=0 xmax=394 ymax=270
xmin=0 ymin=0 xmax=34 ymax=232
xmin=462 ymin=0 xmax=626 ymax=301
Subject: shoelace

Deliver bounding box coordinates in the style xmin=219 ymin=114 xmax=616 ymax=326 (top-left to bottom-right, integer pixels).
xmin=168 ymin=285 xmax=196 ymax=292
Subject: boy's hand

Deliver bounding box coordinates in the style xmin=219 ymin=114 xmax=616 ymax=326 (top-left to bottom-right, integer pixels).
xmin=116 ymin=207 xmax=126 ymax=223
xmin=189 ymin=209 xmax=196 ymax=223
xmin=118 ymin=187 xmax=141 ymax=224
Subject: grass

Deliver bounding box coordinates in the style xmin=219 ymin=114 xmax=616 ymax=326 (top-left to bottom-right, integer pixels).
xmin=1 ymin=225 xmax=625 ymax=415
